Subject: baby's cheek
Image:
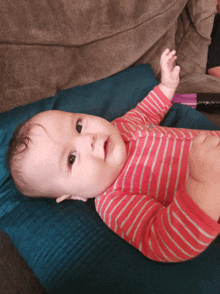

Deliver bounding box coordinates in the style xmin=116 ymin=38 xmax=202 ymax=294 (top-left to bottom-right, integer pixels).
xmin=84 ymin=160 xmax=104 ymax=182
xmin=92 ymin=162 xmax=115 ymax=188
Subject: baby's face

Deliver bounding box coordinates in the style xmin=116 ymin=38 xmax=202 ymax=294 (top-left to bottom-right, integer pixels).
xmin=23 ymin=110 xmax=127 ymax=202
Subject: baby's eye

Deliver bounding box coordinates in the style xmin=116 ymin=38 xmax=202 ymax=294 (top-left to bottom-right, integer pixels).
xmin=76 ymin=119 xmax=82 ymax=133
xmin=69 ymin=153 xmax=76 ymax=165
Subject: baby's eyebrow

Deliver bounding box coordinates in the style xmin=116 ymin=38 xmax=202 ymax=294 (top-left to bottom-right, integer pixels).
xmin=29 ymin=123 xmax=47 ymax=136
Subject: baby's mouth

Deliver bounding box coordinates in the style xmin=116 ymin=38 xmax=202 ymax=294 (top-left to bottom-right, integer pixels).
xmin=104 ymin=137 xmax=109 ymax=160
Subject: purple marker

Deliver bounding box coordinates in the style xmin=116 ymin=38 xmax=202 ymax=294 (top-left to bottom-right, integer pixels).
xmin=172 ymin=94 xmax=197 ymax=109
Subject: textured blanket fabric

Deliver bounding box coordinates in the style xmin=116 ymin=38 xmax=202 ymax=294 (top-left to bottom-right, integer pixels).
xmin=1 ymin=0 xmax=220 ymax=113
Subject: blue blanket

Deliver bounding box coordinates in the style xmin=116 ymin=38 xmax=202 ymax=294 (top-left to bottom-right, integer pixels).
xmin=0 ymin=64 xmax=219 ymax=294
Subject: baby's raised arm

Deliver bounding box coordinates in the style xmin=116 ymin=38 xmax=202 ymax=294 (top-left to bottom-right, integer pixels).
xmin=117 ymin=49 xmax=180 ymax=126
xmin=185 ymin=133 xmax=220 ymax=221
xmin=158 ymin=48 xmax=180 ymax=101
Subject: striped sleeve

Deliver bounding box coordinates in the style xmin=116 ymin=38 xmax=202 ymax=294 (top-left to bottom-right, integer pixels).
xmin=118 ymin=86 xmax=172 ymax=126
xmin=95 ymin=187 xmax=220 ymax=263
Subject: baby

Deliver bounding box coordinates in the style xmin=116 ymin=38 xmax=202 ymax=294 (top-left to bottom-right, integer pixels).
xmin=8 ymin=49 xmax=220 ymax=263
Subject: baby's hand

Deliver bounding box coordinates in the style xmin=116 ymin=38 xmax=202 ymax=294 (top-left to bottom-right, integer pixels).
xmin=188 ymin=133 xmax=220 ymax=185
xmin=160 ymin=48 xmax=180 ymax=90
xmin=185 ymin=133 xmax=220 ymax=221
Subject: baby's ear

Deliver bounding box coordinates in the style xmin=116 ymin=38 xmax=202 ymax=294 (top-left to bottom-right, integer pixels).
xmin=56 ymin=195 xmax=72 ymax=203
xmin=56 ymin=195 xmax=88 ymax=203
xmin=70 ymin=196 xmax=88 ymax=202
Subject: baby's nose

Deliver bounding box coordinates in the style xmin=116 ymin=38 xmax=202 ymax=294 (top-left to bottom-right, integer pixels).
xmin=82 ymin=134 xmax=105 ymax=159
xmin=81 ymin=134 xmax=96 ymax=150
xmin=87 ymin=134 xmax=95 ymax=149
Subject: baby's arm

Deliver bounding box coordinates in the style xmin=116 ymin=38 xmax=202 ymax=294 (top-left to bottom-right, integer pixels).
xmin=116 ymin=49 xmax=180 ymax=126
xmin=96 ymin=187 xmax=220 ymax=262
xmin=158 ymin=48 xmax=180 ymax=101
xmin=185 ymin=133 xmax=220 ymax=221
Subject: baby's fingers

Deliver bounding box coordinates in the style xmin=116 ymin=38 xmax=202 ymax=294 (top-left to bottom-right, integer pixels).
xmin=173 ymin=65 xmax=180 ymax=75
xmin=193 ymin=133 xmax=209 ymax=145
xmin=160 ymin=48 xmax=170 ymax=65
xmin=161 ymin=49 xmax=177 ymax=67
xmin=193 ymin=133 xmax=220 ymax=149
xmin=166 ymin=50 xmax=177 ymax=64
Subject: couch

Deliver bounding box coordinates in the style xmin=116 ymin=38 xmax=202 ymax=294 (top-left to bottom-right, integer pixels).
xmin=1 ymin=1 xmax=220 ymax=293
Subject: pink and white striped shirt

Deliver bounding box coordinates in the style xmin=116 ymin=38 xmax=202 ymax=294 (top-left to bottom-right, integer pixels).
xmin=95 ymin=86 xmax=220 ymax=263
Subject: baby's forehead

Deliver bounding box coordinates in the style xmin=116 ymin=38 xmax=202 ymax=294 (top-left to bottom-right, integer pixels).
xmin=29 ymin=111 xmax=67 ymax=131
xmin=26 ymin=122 xmax=58 ymax=150
xmin=31 ymin=110 xmax=64 ymax=123
xmin=29 ymin=110 xmax=77 ymax=142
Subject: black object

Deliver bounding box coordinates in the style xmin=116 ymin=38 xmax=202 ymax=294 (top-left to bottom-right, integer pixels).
xmin=207 ymin=13 xmax=220 ymax=70
xmin=211 ymin=13 xmax=220 ymax=46
xmin=201 ymin=13 xmax=220 ymax=114
xmin=196 ymin=93 xmax=220 ymax=114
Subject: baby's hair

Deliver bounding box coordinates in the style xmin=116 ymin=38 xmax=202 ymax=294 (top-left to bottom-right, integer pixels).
xmin=8 ymin=121 xmax=31 ymax=161
xmin=7 ymin=120 xmax=37 ymax=195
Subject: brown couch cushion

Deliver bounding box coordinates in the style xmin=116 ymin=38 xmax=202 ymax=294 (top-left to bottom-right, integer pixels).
xmin=1 ymin=0 xmax=220 ymax=113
